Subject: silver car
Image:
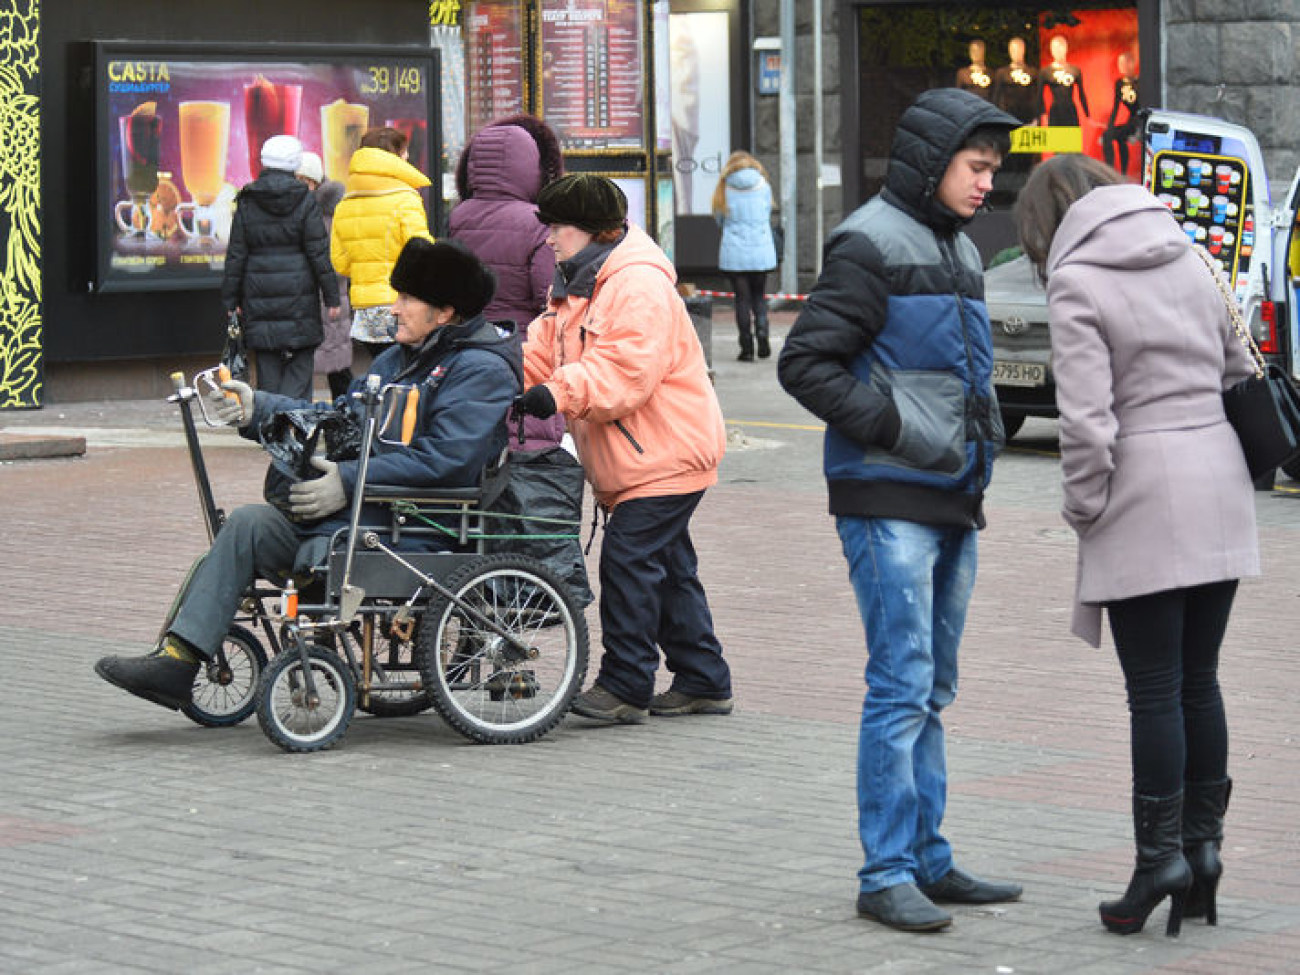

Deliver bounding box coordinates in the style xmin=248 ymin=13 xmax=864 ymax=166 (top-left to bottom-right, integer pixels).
xmin=985 ymin=254 xmax=1053 ymax=440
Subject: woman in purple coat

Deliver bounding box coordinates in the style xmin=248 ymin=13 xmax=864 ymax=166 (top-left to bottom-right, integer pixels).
xmin=1016 ymin=155 xmax=1258 ymax=938
xmin=450 ymin=114 xmax=565 ymax=451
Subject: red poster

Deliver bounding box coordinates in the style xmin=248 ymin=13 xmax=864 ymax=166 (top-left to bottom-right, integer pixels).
xmin=540 ymin=0 xmax=644 ymax=149
xmin=465 ymin=0 xmax=526 ymax=134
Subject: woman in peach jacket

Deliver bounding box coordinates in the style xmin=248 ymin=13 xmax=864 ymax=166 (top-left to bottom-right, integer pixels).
xmin=515 ymin=174 xmax=732 ymax=726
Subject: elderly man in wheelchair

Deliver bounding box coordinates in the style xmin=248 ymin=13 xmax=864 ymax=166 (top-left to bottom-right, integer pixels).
xmin=95 ymin=239 xmax=523 ymax=716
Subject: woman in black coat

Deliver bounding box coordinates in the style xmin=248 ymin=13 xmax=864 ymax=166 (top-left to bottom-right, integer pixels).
xmin=222 ymin=135 xmax=341 ymax=399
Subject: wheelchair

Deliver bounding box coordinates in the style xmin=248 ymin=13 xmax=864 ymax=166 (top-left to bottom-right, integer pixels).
xmin=167 ymin=370 xmax=590 ymax=752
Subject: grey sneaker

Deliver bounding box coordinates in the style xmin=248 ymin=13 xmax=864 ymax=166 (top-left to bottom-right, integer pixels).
xmin=649 ymin=689 xmax=734 ymax=716
xmin=570 ymin=685 xmax=648 ymax=724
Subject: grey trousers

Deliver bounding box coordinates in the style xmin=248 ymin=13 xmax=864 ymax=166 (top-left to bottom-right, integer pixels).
xmin=169 ymin=504 xmax=301 ymax=657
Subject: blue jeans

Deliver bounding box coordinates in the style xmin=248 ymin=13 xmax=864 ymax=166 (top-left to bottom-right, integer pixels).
xmin=836 ymin=516 xmax=977 ymax=893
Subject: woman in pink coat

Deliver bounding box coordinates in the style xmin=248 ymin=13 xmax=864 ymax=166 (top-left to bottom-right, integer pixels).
xmin=1016 ymin=155 xmax=1258 ymax=938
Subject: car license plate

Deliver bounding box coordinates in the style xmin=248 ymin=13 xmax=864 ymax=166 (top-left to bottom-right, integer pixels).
xmin=992 ymin=361 xmax=1046 ymax=387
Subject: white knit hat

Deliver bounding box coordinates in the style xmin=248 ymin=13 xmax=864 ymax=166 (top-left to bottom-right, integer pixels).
xmin=295 ymin=151 xmax=324 ymax=183
xmin=260 ymin=135 xmax=303 ymax=173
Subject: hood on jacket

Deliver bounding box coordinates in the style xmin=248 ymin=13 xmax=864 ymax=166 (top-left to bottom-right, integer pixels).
xmin=1048 ymin=184 xmax=1188 ymax=277
xmin=883 ymin=87 xmax=1020 ymax=230
xmin=239 ymin=168 xmax=311 ymax=217
xmin=459 ymin=125 xmax=543 ymax=203
xmin=345 ymin=147 xmax=431 ymax=195
xmin=314 ymin=178 xmax=345 ymax=218
xmin=455 ymin=114 xmax=563 ymax=201
xmin=725 ymin=167 xmax=764 ymax=191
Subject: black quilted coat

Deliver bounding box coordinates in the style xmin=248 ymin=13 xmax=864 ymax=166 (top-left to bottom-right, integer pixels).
xmin=221 ymin=169 xmax=341 ymax=352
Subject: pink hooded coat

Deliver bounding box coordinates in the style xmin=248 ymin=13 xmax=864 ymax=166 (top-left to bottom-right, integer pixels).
xmin=1046 ymin=184 xmax=1259 ymax=645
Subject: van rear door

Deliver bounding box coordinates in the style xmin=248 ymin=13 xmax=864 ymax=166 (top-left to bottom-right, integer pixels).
xmin=1142 ymin=110 xmax=1286 ymax=368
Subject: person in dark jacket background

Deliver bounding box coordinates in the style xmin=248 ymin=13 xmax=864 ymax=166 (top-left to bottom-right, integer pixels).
xmin=449 ymin=113 xmax=565 ymax=453
xmin=222 ymin=135 xmax=341 ymax=400
xmin=95 ymin=239 xmax=520 ymax=714
xmin=777 ymin=88 xmax=1023 ymax=933
xmin=296 ymin=150 xmax=353 ymax=399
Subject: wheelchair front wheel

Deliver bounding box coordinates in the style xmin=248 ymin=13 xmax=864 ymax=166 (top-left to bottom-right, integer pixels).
xmin=256 ymin=644 xmax=355 ymax=753
xmin=182 ymin=624 xmax=268 ymax=728
xmin=418 ymin=554 xmax=588 ymax=744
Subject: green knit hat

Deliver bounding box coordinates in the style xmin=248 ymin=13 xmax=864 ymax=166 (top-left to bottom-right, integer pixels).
xmin=535 ymin=174 xmax=627 ymax=233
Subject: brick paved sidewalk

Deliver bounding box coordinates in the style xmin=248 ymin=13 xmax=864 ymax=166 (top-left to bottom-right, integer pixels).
xmin=2 ymin=316 xmax=1299 ymax=973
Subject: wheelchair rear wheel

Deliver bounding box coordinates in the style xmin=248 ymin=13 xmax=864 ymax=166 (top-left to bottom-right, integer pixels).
xmin=418 ymin=555 xmax=588 ymax=744
xmin=182 ymin=624 xmax=268 ymax=728
xmin=256 ymin=644 xmax=355 ymax=752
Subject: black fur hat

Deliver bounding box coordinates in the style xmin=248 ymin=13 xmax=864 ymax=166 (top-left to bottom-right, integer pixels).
xmin=535 ymin=174 xmax=627 ymax=233
xmin=389 ymin=238 xmax=496 ymax=319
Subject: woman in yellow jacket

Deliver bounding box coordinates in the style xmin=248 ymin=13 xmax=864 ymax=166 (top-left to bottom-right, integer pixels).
xmin=516 ymin=175 xmax=733 ymax=724
xmin=330 ymin=127 xmax=431 ymax=363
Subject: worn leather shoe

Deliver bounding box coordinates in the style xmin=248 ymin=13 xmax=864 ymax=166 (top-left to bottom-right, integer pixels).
xmin=94 ymin=648 xmax=200 ymax=711
xmin=920 ymin=867 xmax=1023 ymax=904
xmin=856 ymin=883 xmax=953 ymax=931
xmin=569 ymin=684 xmax=648 ymax=724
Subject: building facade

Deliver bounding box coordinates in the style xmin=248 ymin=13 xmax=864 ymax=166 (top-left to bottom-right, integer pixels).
xmin=3 ymin=0 xmax=1300 ymax=406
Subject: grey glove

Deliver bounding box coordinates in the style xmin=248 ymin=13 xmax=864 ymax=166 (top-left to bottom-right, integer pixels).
xmin=288 ymin=456 xmax=348 ymax=521
xmin=207 ymin=379 xmax=254 ymax=427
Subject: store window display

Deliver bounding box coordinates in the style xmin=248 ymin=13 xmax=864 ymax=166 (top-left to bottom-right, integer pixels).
xmin=993 ymin=36 xmax=1039 ymax=125
xmin=955 ymin=39 xmax=993 ymax=100
xmin=1102 ymin=52 xmax=1141 ymax=173
xmin=1041 ymin=34 xmax=1090 ymax=126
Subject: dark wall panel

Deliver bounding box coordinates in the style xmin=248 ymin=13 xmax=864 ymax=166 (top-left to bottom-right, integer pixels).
xmin=43 ymin=0 xmax=432 ymax=362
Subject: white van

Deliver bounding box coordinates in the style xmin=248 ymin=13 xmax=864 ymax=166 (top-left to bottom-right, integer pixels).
xmin=988 ymin=110 xmax=1298 ymax=473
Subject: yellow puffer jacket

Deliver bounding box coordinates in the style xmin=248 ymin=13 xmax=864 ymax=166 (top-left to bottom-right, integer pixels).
xmin=330 ymin=148 xmax=432 ymax=309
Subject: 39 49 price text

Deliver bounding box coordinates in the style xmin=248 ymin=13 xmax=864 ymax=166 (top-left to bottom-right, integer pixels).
xmin=360 ymin=65 xmax=424 ymax=96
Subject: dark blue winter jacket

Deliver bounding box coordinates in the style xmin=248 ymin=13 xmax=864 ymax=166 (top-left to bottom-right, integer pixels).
xmin=249 ymin=313 xmax=522 ymax=544
xmin=777 ymin=88 xmax=1019 ymax=528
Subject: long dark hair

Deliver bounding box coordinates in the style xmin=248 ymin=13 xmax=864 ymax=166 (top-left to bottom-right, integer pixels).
xmin=1015 ymin=155 xmax=1124 ymax=282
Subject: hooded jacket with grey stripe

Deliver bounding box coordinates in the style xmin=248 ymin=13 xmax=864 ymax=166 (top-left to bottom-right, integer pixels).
xmin=778 ymin=88 xmax=1020 ymax=528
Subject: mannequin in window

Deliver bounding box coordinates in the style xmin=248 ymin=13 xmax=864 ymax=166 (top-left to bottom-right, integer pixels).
xmin=993 ymin=36 xmax=1039 ymax=124
xmin=955 ymin=39 xmax=992 ymax=100
xmin=1101 ymin=52 xmax=1141 ymax=172
xmin=1041 ymin=35 xmax=1089 ymax=126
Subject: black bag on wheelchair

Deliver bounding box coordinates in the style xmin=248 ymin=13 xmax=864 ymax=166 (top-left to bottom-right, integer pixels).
xmin=486 ymin=447 xmax=594 ymax=607
xmin=258 ymin=405 xmax=363 ymax=521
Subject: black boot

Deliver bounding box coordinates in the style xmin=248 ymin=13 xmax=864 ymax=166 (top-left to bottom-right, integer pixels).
xmin=1099 ymin=792 xmax=1193 ymax=936
xmin=1183 ymin=778 xmax=1231 ymax=924
xmin=737 ymin=333 xmax=754 ymax=362
xmin=755 ymin=313 xmax=771 ymax=359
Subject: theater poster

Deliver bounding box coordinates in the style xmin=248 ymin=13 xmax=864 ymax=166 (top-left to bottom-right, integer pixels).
xmin=96 ymin=44 xmax=437 ymax=293
xmin=539 ymin=0 xmax=645 ymax=150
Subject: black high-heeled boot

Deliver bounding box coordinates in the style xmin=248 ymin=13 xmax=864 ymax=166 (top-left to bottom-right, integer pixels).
xmin=1183 ymin=778 xmax=1231 ymax=924
xmin=1099 ymin=792 xmax=1193 ymax=936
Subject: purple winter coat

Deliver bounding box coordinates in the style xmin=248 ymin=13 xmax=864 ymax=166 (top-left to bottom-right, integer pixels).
xmin=449 ymin=125 xmax=563 ymax=451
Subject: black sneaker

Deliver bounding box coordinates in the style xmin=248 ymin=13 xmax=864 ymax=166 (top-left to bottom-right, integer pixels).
xmin=649 ymin=689 xmax=734 ymax=716
xmin=94 ymin=648 xmax=200 ymax=711
xmin=569 ymin=684 xmax=648 ymax=724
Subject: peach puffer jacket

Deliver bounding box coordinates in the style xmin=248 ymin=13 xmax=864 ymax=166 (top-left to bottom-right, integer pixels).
xmin=523 ymin=224 xmax=726 ymax=509
xmin=330 ymin=147 xmax=431 ymax=310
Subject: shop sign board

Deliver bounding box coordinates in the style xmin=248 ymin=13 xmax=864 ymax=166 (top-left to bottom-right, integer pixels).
xmin=95 ymin=42 xmax=438 ymax=294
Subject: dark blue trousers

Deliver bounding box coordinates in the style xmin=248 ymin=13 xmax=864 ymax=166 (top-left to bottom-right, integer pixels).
xmin=596 ymin=491 xmax=731 ymax=708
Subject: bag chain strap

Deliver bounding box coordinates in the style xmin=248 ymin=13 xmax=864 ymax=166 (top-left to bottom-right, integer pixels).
xmin=1192 ymin=244 xmax=1264 ymax=379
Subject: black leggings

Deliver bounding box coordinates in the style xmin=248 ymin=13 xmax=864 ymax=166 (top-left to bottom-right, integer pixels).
xmin=730 ymin=272 xmax=769 ymax=344
xmin=1107 ymin=580 xmax=1238 ymax=797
